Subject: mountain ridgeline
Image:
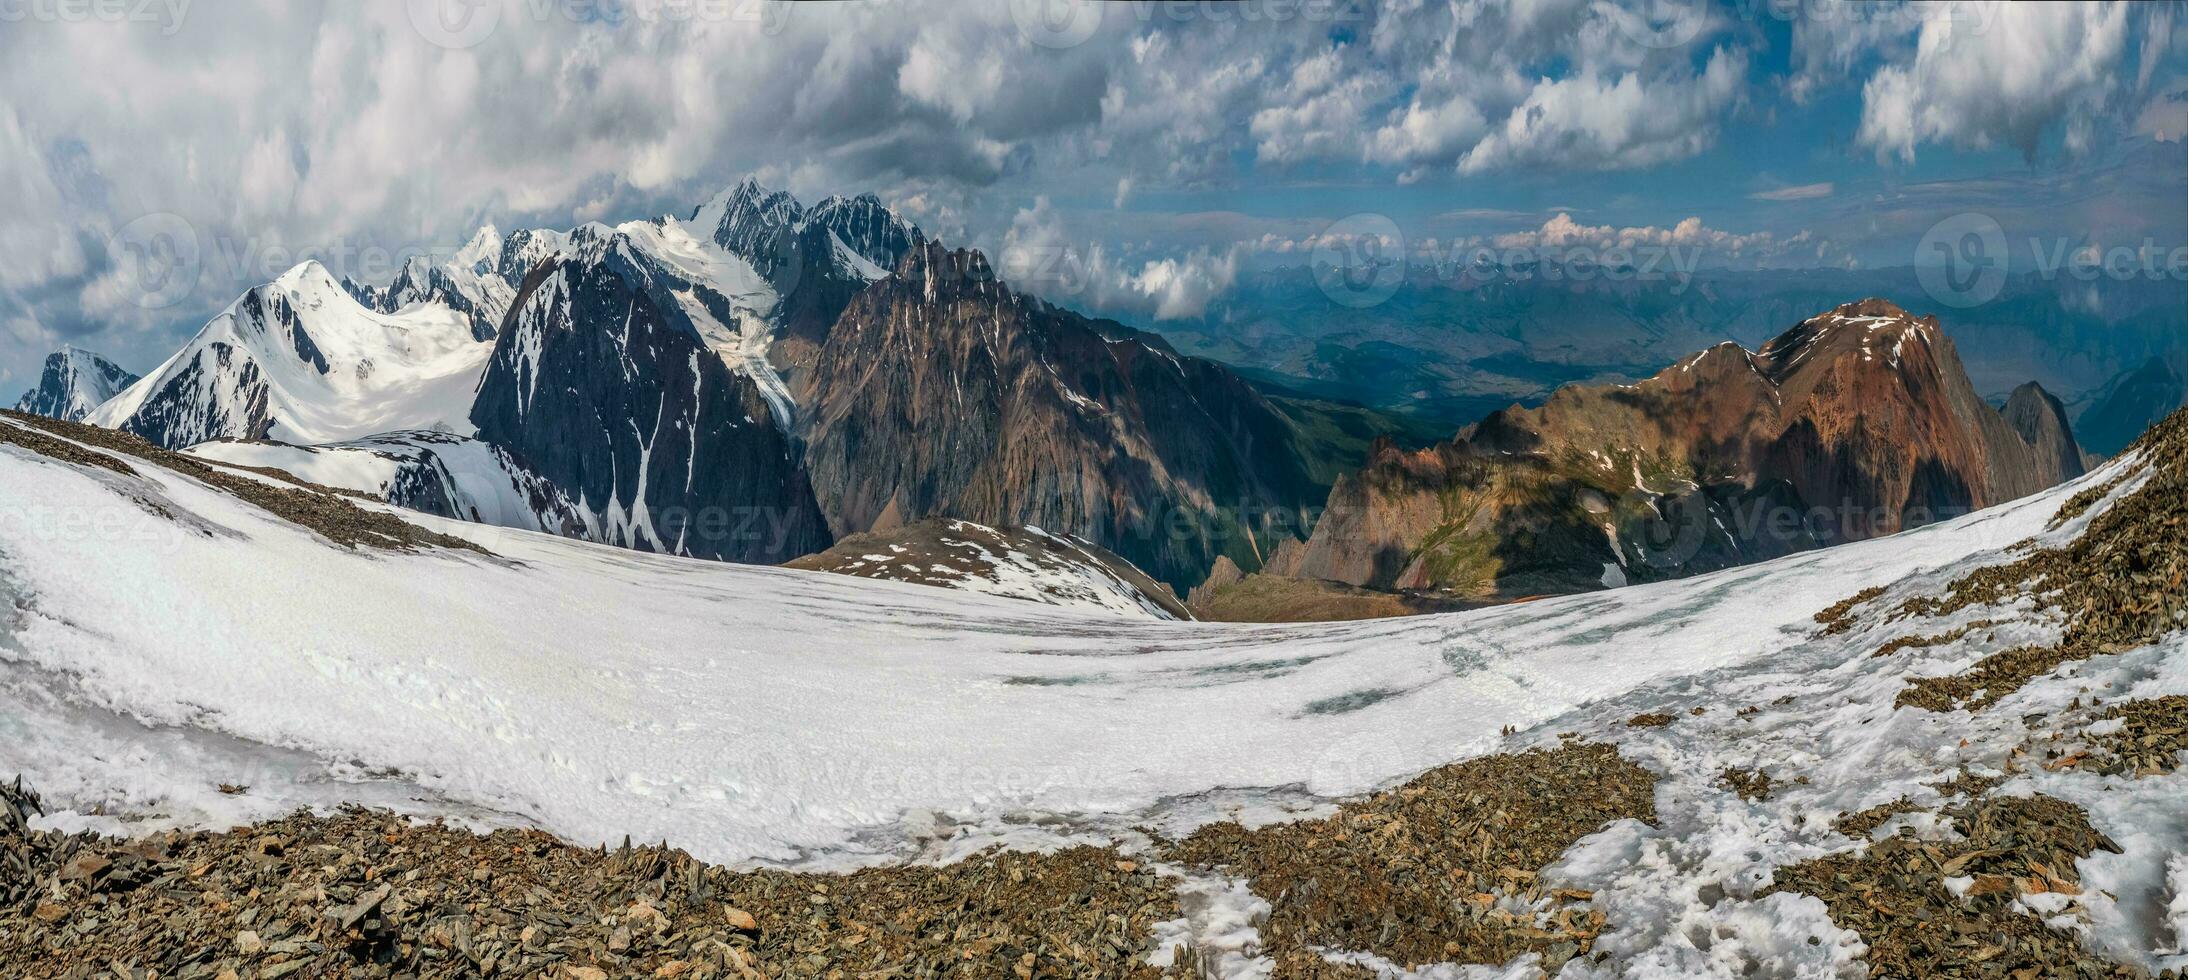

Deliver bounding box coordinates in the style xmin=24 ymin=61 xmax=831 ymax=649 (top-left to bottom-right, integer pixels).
xmin=469 ymin=248 xmax=832 ymax=564
xmin=801 ymin=244 xmax=1324 ymax=588
xmin=34 ymin=181 xmax=2105 ymax=615
xmin=1204 ymin=299 xmax=2086 ymax=612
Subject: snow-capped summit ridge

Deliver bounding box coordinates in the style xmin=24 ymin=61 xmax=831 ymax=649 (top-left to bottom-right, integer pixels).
xmin=10 ymin=346 xmax=141 ymax=422
xmin=88 ymin=261 xmax=493 ymax=448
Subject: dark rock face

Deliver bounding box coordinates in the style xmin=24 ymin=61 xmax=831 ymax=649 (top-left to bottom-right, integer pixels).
xmin=800 ymin=244 xmax=1322 ymax=590
xmin=108 ymin=343 xmax=276 ymax=448
xmin=2001 ymin=382 xmax=2087 ymax=487
xmin=470 ymin=258 xmax=832 ymax=564
xmin=807 ymin=194 xmax=927 ymax=271
xmin=11 ymin=348 xmax=139 ymax=422
xmin=353 ymin=260 xmax=500 ymax=342
xmin=1268 ymin=299 xmax=2091 ymax=600
xmin=2076 ymin=355 xmax=2186 ymax=457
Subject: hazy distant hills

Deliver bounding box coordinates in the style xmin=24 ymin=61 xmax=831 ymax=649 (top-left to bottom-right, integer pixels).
xmin=1164 ymin=266 xmax=2188 ymax=434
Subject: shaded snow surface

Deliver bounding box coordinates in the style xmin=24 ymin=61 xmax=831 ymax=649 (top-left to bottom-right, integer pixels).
xmin=3 ymin=418 xmax=2183 ymax=976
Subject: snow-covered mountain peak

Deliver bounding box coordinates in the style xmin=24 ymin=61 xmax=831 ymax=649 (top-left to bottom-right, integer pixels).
xmin=10 ymin=346 xmax=141 ymax=422
xmin=88 ymin=263 xmax=493 ymax=448
xmin=452 ymin=224 xmax=504 ymax=272
xmin=808 ymin=192 xmax=927 ymax=271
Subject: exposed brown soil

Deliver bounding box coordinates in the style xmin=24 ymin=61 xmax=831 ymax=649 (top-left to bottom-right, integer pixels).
xmin=1718 ymin=767 xmax=1775 ymax=802
xmin=0 ymin=418 xmax=138 ymax=477
xmin=1 ymin=410 xmax=485 ymax=556
xmin=1770 ymin=792 xmax=2137 ymax=979
xmin=2049 ymin=468 xmax=2135 ymax=530
xmin=1167 ymin=742 xmax=1655 ymax=976
xmin=2 ymin=742 xmax=1659 ymax=979
xmin=1185 ymin=569 xmax=1479 ymax=623
xmin=1834 ymin=798 xmax=1922 ymax=838
xmin=1625 ymin=711 xmax=1677 ymax=728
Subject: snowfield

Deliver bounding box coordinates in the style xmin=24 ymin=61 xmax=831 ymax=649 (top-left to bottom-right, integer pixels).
xmin=3 ymin=417 xmax=2185 ymax=976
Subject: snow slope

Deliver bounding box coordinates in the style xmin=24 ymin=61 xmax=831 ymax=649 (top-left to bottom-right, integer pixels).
xmin=3 ymin=416 xmax=2183 ymax=973
xmin=88 ymin=262 xmax=491 ymax=447
xmin=184 ymin=433 xmax=590 ymax=537
xmin=786 ymin=518 xmax=1193 ymax=620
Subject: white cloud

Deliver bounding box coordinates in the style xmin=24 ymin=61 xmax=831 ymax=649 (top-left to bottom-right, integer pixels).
xmin=1001 ymin=196 xmax=1236 ymax=320
xmin=1493 ymin=213 xmax=1820 ymax=261
xmin=1749 ymin=182 xmax=1835 ymax=202
xmin=1857 ymin=2 xmax=2136 ymax=162
xmin=1459 ymin=47 xmax=1748 ymax=173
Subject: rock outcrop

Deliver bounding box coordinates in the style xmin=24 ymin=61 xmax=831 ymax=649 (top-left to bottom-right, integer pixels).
xmin=800 ymin=244 xmax=1324 ymax=589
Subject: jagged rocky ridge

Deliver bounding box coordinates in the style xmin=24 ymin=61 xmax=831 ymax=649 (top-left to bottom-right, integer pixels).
xmin=10 ymin=348 xmax=139 ymax=422
xmin=54 ymin=186 xmax=2107 ymax=614
xmin=800 ymin=244 xmax=1325 ymax=590
xmin=1243 ymin=299 xmax=2087 ymax=602
xmin=87 ymin=262 xmax=490 ymax=449
xmin=470 ymin=252 xmax=832 ymax=563
xmin=344 ymin=226 xmax=568 ymax=342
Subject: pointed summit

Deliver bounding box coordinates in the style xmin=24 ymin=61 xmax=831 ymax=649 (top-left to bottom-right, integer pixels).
xmin=11 ymin=347 xmax=141 ymax=422
xmin=453 ymin=224 xmax=504 ymax=271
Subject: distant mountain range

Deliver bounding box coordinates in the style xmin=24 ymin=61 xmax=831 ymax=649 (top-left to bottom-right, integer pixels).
xmin=37 ymin=180 xmax=1345 ymax=592
xmin=11 ymin=182 xmax=2126 ymax=616
xmin=1166 ymin=265 xmax=2187 ymax=435
xmin=1196 ymin=299 xmax=2087 ymax=614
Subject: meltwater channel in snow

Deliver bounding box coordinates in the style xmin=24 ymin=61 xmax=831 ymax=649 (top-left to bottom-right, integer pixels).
xmin=0 ymin=420 xmax=2097 ymax=871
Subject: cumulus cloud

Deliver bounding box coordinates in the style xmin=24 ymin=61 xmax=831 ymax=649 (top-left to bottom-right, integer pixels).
xmin=1001 ymin=196 xmax=1236 ymax=320
xmin=1460 ymin=46 xmax=1748 ymax=173
xmin=1492 ymin=213 xmax=1824 ymax=262
xmin=1857 ymin=3 xmax=2137 ymax=162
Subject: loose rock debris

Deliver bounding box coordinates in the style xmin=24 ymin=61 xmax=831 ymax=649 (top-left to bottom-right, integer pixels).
xmin=1780 ymin=793 xmax=2138 ymax=979
xmin=1168 ymin=743 xmax=1656 ymax=976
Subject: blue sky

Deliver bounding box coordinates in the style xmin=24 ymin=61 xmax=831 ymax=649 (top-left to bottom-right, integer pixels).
xmin=0 ymin=0 xmax=2182 ymax=390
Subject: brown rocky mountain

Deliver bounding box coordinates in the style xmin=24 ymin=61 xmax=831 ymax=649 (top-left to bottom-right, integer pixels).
xmin=1229 ymin=299 xmax=2085 ymax=605
xmin=799 ymin=244 xmax=1326 ymax=589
